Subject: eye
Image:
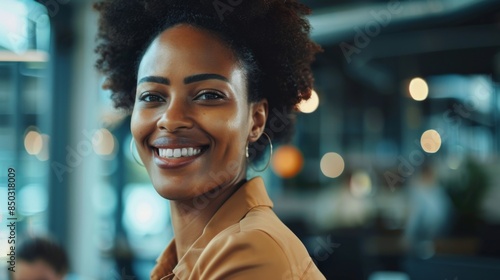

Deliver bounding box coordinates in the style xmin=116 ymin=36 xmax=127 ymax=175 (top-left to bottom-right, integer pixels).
xmin=195 ymin=91 xmax=225 ymax=101
xmin=139 ymin=93 xmax=165 ymax=103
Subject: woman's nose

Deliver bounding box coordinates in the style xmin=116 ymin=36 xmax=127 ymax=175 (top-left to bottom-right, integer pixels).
xmin=156 ymin=96 xmax=193 ymax=132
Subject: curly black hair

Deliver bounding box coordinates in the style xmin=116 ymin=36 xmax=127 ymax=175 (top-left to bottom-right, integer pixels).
xmin=94 ymin=0 xmax=321 ymax=162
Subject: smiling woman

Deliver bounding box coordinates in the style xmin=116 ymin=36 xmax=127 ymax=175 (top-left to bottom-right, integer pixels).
xmin=133 ymin=25 xmax=256 ymax=201
xmin=94 ymin=0 xmax=323 ymax=279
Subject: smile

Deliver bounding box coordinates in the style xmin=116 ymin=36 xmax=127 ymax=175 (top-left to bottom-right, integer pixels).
xmin=158 ymin=147 xmax=203 ymax=158
xmin=152 ymin=145 xmax=209 ymax=169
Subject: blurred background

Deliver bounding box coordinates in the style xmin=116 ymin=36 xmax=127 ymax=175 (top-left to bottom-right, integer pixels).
xmin=1 ymin=0 xmax=500 ymax=279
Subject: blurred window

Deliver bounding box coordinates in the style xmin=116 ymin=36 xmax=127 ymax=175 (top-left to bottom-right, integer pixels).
xmin=0 ymin=0 xmax=51 ymax=274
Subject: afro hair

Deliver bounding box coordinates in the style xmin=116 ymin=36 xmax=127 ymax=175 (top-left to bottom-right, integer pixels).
xmin=94 ymin=0 xmax=321 ymax=162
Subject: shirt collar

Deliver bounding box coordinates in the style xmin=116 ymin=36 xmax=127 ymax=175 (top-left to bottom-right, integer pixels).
xmin=151 ymin=176 xmax=273 ymax=279
xmin=150 ymin=240 xmax=177 ymax=280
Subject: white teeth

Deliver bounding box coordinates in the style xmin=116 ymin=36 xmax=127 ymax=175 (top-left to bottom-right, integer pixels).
xmin=173 ymin=149 xmax=181 ymax=158
xmin=158 ymin=147 xmax=203 ymax=158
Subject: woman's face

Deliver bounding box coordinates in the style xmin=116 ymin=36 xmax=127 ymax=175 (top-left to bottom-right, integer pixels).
xmin=131 ymin=24 xmax=266 ymax=200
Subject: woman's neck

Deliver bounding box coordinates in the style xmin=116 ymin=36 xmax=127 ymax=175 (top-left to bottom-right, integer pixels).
xmin=169 ymin=177 xmax=247 ymax=261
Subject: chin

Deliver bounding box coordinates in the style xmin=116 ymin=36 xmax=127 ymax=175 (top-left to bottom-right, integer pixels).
xmin=154 ymin=188 xmax=184 ymax=200
xmin=150 ymin=177 xmax=203 ymax=201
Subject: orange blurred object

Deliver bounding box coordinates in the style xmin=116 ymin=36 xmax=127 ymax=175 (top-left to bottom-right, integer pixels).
xmin=271 ymin=145 xmax=304 ymax=178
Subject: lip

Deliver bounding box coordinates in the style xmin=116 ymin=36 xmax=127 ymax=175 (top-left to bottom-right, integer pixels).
xmin=149 ymin=136 xmax=210 ymax=169
xmin=151 ymin=136 xmax=208 ymax=148
xmin=151 ymin=145 xmax=209 ymax=169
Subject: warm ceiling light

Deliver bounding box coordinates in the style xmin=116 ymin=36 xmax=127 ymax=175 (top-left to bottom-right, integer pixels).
xmin=24 ymin=130 xmax=43 ymax=155
xmin=92 ymin=128 xmax=116 ymax=156
xmin=420 ymin=129 xmax=442 ymax=153
xmin=271 ymin=145 xmax=304 ymax=178
xmin=298 ymin=89 xmax=319 ymax=113
xmin=320 ymin=152 xmax=345 ymax=178
xmin=409 ymin=77 xmax=429 ymax=101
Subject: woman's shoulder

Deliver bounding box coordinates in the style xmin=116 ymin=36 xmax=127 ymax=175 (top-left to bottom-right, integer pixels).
xmin=239 ymin=206 xmax=304 ymax=248
xmin=197 ymin=206 xmax=325 ymax=279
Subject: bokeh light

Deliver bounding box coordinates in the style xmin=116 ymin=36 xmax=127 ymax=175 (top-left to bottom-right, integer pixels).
xmin=24 ymin=129 xmax=43 ymax=155
xmin=92 ymin=128 xmax=116 ymax=156
xmin=271 ymin=145 xmax=304 ymax=178
xmin=123 ymin=186 xmax=168 ymax=235
xmin=409 ymin=77 xmax=429 ymax=101
xmin=420 ymin=129 xmax=442 ymax=153
xmin=320 ymin=152 xmax=345 ymax=178
xmin=298 ymin=89 xmax=319 ymax=113
xmin=350 ymin=171 xmax=372 ymax=197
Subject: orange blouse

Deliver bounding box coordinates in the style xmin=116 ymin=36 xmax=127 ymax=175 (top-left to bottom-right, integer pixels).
xmin=150 ymin=176 xmax=325 ymax=280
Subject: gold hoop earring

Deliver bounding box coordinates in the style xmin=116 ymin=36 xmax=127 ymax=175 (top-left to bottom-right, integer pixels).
xmin=246 ymin=132 xmax=273 ymax=172
xmin=129 ymin=138 xmax=144 ymax=166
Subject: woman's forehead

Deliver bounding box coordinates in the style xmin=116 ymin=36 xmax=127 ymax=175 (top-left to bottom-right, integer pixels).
xmin=138 ymin=24 xmax=241 ymax=79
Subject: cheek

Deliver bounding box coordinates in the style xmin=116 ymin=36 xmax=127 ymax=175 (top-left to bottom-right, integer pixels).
xmin=210 ymin=107 xmax=249 ymax=151
xmin=131 ymin=109 xmax=153 ymax=140
xmin=227 ymin=102 xmax=248 ymax=128
xmin=228 ymin=100 xmax=251 ymax=130
xmin=130 ymin=110 xmax=142 ymax=139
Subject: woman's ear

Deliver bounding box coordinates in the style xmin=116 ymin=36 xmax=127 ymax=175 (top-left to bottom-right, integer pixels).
xmin=248 ymin=99 xmax=268 ymax=143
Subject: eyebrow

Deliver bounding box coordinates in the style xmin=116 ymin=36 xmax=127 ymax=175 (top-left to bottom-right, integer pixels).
xmin=184 ymin=73 xmax=229 ymax=84
xmin=138 ymin=76 xmax=170 ymax=85
xmin=137 ymin=73 xmax=229 ymax=86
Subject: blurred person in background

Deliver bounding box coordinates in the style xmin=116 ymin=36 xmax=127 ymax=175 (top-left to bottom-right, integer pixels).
xmin=405 ymin=161 xmax=452 ymax=258
xmin=10 ymin=236 xmax=69 ymax=280
xmin=94 ymin=0 xmax=325 ymax=279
